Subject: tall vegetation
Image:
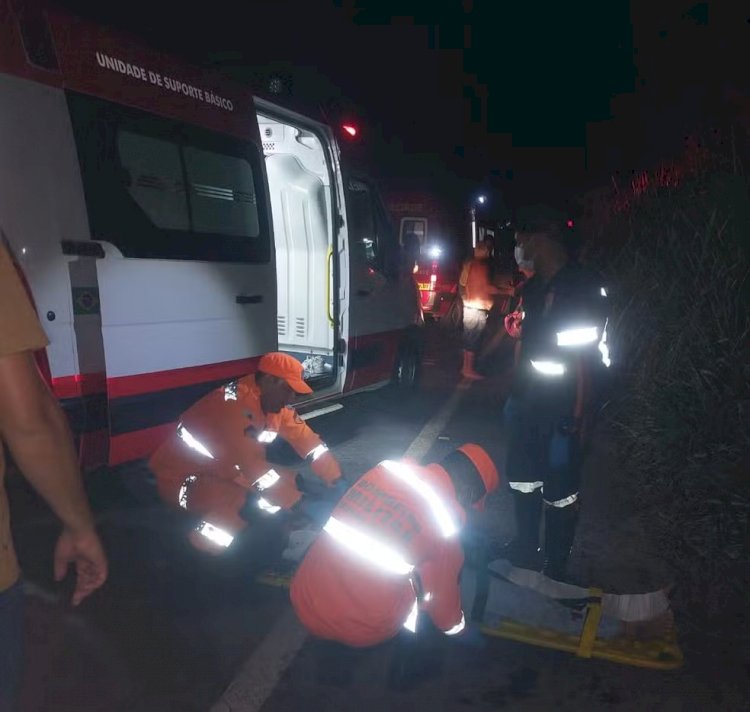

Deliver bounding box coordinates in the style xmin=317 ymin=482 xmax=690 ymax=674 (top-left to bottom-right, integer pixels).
xmin=585 ymin=137 xmax=750 ymax=639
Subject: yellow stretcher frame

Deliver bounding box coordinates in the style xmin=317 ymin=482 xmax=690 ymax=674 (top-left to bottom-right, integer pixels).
xmin=255 ymin=573 xmax=684 ymax=671
xmin=480 ymin=588 xmax=684 ymax=671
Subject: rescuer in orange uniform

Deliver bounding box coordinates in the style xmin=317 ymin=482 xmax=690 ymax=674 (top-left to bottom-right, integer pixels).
xmin=290 ymin=444 xmax=500 ymax=648
xmin=149 ymin=352 xmax=342 ymax=554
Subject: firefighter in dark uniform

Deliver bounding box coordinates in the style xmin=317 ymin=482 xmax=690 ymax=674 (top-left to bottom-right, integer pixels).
xmin=502 ymin=205 xmax=609 ymax=580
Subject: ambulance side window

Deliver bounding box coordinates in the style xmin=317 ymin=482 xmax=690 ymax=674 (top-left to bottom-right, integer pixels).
xmin=183 ymin=145 xmax=260 ymax=238
xmin=117 ymin=130 xmax=190 ymax=232
xmin=66 ymin=91 xmax=269 ymax=263
xmin=347 ymin=179 xmax=378 ymax=265
xmin=400 ymin=219 xmax=426 ymax=246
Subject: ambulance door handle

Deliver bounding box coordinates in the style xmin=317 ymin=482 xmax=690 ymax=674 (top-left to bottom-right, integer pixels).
xmin=356 ymin=289 xmax=371 ymax=297
xmin=236 ymin=294 xmax=264 ymax=305
xmin=61 ymin=240 xmax=105 ymax=259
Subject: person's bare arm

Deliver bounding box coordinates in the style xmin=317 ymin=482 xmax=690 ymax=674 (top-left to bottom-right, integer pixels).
xmin=0 ymin=350 xmax=107 ymax=604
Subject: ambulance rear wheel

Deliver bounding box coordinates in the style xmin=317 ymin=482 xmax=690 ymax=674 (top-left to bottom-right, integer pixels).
xmin=394 ymin=341 xmax=420 ymax=389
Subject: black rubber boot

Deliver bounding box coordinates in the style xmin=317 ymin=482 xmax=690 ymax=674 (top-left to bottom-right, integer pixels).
xmin=498 ymin=489 xmax=543 ymax=569
xmin=542 ymin=503 xmax=579 ymax=581
xmin=387 ymin=614 xmax=444 ymax=692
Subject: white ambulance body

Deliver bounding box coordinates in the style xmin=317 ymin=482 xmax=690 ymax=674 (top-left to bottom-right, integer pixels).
xmin=0 ymin=2 xmax=421 ymax=468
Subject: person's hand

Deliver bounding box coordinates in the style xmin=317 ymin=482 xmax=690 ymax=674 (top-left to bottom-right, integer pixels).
xmin=53 ymin=527 xmax=108 ymax=606
xmin=504 ymin=311 xmax=523 ymax=339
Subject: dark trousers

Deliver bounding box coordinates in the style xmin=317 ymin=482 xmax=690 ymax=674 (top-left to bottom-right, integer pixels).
xmin=0 ymin=580 xmax=24 ymax=712
xmin=504 ymin=395 xmax=581 ymax=505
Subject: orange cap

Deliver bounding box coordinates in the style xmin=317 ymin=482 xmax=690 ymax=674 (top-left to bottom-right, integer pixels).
xmin=258 ymin=352 xmax=312 ymax=394
xmin=456 ymin=444 xmax=500 ymax=509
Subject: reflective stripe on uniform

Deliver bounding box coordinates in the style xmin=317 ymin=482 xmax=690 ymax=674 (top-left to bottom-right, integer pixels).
xmin=556 ymin=326 xmax=599 ymax=347
xmin=544 ymin=492 xmax=578 ymax=508
xmin=599 ymin=318 xmax=611 ymax=368
xmin=195 ymin=521 xmax=234 ymax=547
xmin=381 ymin=460 xmax=458 ymax=538
xmin=306 ymin=444 xmax=329 ymax=462
xmin=444 ymin=612 xmax=466 ymax=636
xmin=257 ymin=430 xmax=278 ymax=443
xmin=177 ymin=425 xmax=215 ymax=459
xmin=257 ymin=497 xmax=281 ymax=514
xmin=177 ymin=474 xmax=198 ymax=509
xmin=530 ymin=360 xmax=566 ymax=376
xmin=254 ymin=469 xmax=280 ymax=491
xmin=509 ymin=481 xmax=543 ymax=493
xmin=323 ymin=516 xmax=414 ymax=576
xmin=403 ymin=594 xmax=465 ymax=637
xmin=403 ymin=598 xmax=419 ymax=632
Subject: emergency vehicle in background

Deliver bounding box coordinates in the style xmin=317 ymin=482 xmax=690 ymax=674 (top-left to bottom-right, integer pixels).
xmin=385 ymin=190 xmax=462 ymax=321
xmin=0 ymin=1 xmax=421 ymax=470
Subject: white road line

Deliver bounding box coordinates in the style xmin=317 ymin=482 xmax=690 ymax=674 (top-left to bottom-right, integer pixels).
xmin=211 ymin=378 xmax=469 ymax=712
xmin=210 ymin=609 xmax=309 ymax=712
xmin=402 ymin=380 xmax=469 ymax=461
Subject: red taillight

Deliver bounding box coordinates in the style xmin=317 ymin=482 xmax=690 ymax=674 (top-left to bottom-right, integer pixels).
xmin=567 ymin=219 xmax=574 ymax=228
xmin=342 ymin=124 xmax=358 ymax=138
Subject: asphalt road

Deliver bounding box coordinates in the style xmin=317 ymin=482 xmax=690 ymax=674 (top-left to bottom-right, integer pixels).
xmin=8 ymin=325 xmax=748 ymax=711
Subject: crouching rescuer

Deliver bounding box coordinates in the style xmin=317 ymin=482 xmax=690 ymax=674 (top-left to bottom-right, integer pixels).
xmin=149 ymin=352 xmax=343 ymax=555
xmin=290 ymin=444 xmax=499 ymax=647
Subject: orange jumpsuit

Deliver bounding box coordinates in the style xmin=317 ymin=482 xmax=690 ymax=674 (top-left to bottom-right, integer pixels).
xmin=149 ymin=375 xmax=341 ymax=549
xmin=290 ymin=459 xmax=466 ymax=647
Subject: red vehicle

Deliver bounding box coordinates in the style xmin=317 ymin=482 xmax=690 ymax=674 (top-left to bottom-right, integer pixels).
xmin=412 ymin=248 xmax=460 ymax=320
xmin=385 ymin=191 xmax=463 ymax=320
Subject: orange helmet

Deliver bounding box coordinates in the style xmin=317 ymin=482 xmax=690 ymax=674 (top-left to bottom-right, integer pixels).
xmin=440 ymin=443 xmax=501 ymax=511
xmin=457 ymin=443 xmax=500 ymax=495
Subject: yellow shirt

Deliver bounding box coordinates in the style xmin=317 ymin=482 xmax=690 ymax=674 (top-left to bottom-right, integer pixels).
xmin=0 ymin=240 xmax=49 ymax=592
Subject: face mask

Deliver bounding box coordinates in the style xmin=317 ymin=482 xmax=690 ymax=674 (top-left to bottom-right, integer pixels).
xmin=514 ymin=245 xmax=534 ymax=272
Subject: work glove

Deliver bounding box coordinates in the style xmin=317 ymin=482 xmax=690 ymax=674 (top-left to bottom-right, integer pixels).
xmin=296 ymin=473 xmax=348 ymax=501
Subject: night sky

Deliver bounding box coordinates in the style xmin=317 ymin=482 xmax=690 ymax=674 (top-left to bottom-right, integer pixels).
xmin=59 ymin=0 xmax=750 ymax=218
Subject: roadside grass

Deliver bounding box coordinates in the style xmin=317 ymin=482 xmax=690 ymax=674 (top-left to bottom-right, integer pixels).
xmin=585 ymin=141 xmax=750 ymax=645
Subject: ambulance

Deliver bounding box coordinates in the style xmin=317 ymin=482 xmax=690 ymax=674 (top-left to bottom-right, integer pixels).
xmin=0 ymin=1 xmax=421 ymax=469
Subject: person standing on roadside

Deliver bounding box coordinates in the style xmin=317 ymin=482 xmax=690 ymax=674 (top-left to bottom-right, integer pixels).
xmin=500 ymin=206 xmax=608 ymax=580
xmin=458 ymin=241 xmax=498 ymax=380
xmin=0 ymin=239 xmax=108 ymax=712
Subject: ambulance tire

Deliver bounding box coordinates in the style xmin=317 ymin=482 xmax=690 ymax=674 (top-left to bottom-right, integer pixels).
xmin=394 ymin=337 xmax=421 ymax=390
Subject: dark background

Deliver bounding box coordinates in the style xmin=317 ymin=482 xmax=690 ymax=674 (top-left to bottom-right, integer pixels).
xmin=57 ymin=0 xmax=750 ymax=221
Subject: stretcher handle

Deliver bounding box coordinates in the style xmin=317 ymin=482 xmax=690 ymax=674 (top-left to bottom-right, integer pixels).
xmin=576 ymin=587 xmax=603 ymax=658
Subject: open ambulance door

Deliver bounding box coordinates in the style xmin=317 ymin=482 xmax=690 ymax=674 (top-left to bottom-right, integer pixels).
xmin=345 ymin=176 xmax=421 ymax=391
xmin=255 ymin=100 xmax=343 ymax=394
